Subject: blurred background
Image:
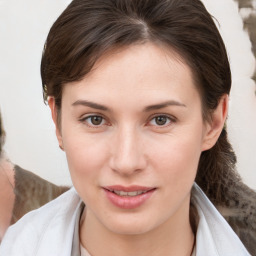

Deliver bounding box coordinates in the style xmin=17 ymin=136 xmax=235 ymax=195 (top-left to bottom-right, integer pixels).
xmin=0 ymin=0 xmax=255 ymax=188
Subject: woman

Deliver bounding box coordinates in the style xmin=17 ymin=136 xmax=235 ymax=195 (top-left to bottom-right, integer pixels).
xmin=0 ymin=0 xmax=252 ymax=255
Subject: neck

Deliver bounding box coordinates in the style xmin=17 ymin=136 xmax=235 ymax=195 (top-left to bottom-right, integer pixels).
xmin=80 ymin=198 xmax=195 ymax=256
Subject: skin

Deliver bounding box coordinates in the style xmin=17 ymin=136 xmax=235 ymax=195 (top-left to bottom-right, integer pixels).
xmin=0 ymin=157 xmax=15 ymax=241
xmin=49 ymin=43 xmax=228 ymax=256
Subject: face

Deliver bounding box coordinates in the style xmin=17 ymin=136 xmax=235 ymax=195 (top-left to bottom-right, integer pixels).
xmin=50 ymin=43 xmax=217 ymax=236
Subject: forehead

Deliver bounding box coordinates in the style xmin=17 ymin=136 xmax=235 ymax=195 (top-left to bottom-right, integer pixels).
xmin=62 ymin=43 xmax=200 ymax=108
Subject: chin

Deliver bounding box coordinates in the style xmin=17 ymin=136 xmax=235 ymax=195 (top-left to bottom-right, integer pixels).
xmin=103 ymin=215 xmax=157 ymax=236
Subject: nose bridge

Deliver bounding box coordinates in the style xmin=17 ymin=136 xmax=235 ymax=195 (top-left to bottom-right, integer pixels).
xmin=110 ymin=124 xmax=145 ymax=175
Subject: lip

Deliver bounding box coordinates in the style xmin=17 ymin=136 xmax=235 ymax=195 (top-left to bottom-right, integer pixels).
xmin=103 ymin=185 xmax=156 ymax=209
xmin=105 ymin=185 xmax=154 ymax=192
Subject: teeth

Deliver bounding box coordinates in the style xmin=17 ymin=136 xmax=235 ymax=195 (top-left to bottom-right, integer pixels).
xmin=113 ymin=190 xmax=146 ymax=197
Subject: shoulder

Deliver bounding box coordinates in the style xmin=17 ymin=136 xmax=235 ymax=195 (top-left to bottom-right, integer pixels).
xmin=192 ymin=184 xmax=250 ymax=256
xmin=0 ymin=187 xmax=81 ymax=255
xmin=216 ymin=183 xmax=256 ymax=256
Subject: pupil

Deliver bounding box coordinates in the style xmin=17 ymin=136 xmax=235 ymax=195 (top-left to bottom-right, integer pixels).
xmin=91 ymin=116 xmax=102 ymax=125
xmin=156 ymin=116 xmax=167 ymax=125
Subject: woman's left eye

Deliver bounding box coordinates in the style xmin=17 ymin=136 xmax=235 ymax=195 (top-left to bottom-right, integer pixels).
xmin=148 ymin=115 xmax=173 ymax=126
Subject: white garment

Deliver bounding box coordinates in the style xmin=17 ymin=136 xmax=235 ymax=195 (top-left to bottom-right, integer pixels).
xmin=0 ymin=184 xmax=250 ymax=256
xmin=80 ymin=245 xmax=90 ymax=256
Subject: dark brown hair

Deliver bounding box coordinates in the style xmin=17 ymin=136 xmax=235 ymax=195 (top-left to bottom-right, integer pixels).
xmin=41 ymin=0 xmax=240 ymax=205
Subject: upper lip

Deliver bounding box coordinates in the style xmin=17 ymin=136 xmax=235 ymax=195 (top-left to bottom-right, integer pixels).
xmin=104 ymin=185 xmax=155 ymax=192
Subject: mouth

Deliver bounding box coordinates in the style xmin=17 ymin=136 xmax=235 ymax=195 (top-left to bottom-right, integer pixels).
xmin=103 ymin=185 xmax=156 ymax=209
xmin=106 ymin=188 xmax=154 ymax=197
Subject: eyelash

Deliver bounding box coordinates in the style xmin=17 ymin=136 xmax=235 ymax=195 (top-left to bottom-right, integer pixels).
xmin=79 ymin=114 xmax=176 ymax=128
xmin=79 ymin=114 xmax=109 ymax=128
xmin=147 ymin=114 xmax=176 ymax=128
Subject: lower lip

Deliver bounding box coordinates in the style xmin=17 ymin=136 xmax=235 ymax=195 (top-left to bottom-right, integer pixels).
xmin=103 ymin=189 xmax=155 ymax=209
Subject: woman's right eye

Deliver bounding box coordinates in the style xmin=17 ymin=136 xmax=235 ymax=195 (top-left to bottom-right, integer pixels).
xmin=80 ymin=115 xmax=107 ymax=127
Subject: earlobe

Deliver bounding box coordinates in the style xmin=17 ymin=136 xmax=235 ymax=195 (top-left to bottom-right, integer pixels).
xmin=202 ymin=94 xmax=229 ymax=151
xmin=48 ymin=97 xmax=64 ymax=151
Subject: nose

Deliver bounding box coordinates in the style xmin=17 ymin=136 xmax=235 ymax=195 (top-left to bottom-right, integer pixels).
xmin=109 ymin=126 xmax=147 ymax=176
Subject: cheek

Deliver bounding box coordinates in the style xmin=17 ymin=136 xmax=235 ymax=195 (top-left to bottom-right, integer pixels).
xmin=149 ymin=133 xmax=202 ymax=187
xmin=63 ymin=134 xmax=109 ymax=183
xmin=64 ymin=138 xmax=108 ymax=204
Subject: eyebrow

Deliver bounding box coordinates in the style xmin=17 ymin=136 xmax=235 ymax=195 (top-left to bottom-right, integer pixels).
xmin=72 ymin=100 xmax=109 ymax=111
xmin=144 ymin=100 xmax=187 ymax=112
xmin=72 ymin=99 xmax=186 ymax=112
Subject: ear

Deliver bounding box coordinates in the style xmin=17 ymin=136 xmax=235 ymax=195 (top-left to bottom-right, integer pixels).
xmin=48 ymin=97 xmax=64 ymax=151
xmin=201 ymin=94 xmax=229 ymax=151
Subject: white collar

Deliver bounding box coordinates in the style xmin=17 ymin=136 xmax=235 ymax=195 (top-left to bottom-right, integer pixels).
xmin=191 ymin=184 xmax=250 ymax=255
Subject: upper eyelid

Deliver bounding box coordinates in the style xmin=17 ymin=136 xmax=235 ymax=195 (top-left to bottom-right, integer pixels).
xmin=79 ymin=113 xmax=106 ymax=120
xmin=79 ymin=114 xmax=108 ymax=126
xmin=146 ymin=114 xmax=177 ymax=128
xmin=148 ymin=113 xmax=176 ymax=122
